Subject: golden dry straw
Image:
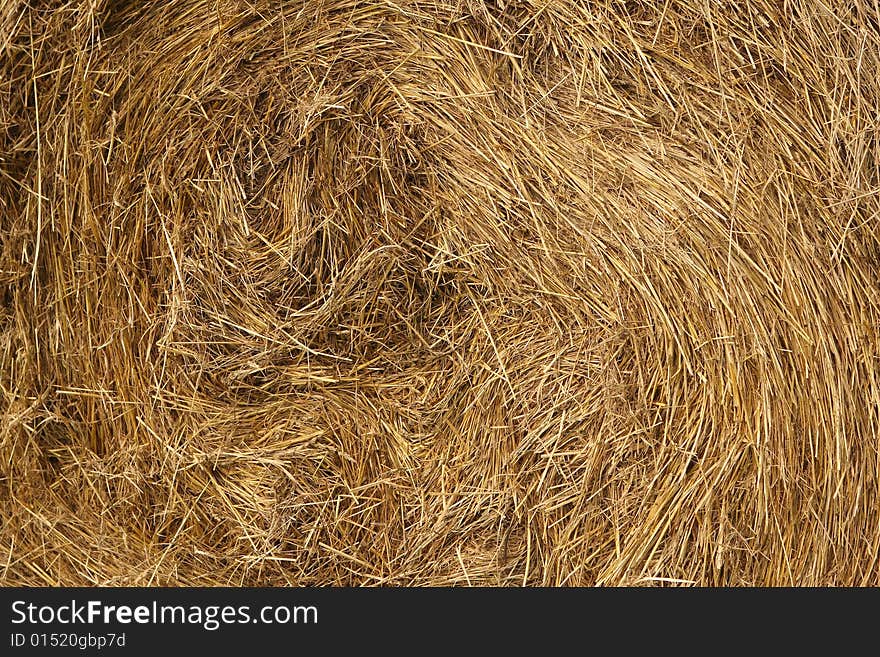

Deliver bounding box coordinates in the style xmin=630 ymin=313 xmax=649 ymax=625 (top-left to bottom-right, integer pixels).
xmin=1 ymin=0 xmax=879 ymax=586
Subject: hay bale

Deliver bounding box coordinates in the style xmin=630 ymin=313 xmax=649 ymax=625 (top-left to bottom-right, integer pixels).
xmin=1 ymin=0 xmax=878 ymax=585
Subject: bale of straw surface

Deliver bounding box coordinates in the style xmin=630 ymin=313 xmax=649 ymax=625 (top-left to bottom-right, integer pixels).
xmin=1 ymin=0 xmax=879 ymax=585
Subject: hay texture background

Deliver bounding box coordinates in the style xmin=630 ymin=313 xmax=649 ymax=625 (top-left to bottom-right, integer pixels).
xmin=2 ymin=0 xmax=880 ymax=586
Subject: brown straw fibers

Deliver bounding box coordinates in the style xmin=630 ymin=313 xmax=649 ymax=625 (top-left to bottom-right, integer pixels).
xmin=2 ymin=1 xmax=880 ymax=586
